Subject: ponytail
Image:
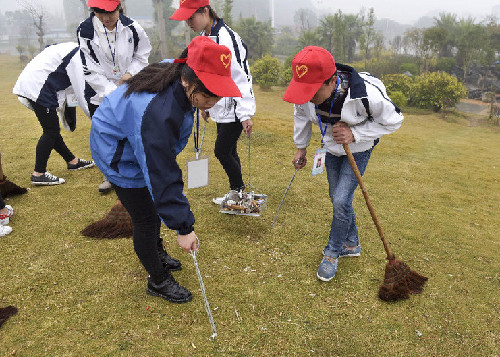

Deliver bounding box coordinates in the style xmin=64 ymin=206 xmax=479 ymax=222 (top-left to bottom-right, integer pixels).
xmin=124 ymin=47 xmax=217 ymax=99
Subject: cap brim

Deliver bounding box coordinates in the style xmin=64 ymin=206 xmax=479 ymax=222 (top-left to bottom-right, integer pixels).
xmin=169 ymin=7 xmax=197 ymax=21
xmin=195 ymin=70 xmax=242 ymax=98
xmin=282 ymin=78 xmax=323 ymax=105
xmin=87 ymin=0 xmax=119 ymax=11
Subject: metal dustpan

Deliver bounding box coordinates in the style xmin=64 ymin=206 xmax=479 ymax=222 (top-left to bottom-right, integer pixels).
xmin=218 ymin=136 xmax=267 ymax=216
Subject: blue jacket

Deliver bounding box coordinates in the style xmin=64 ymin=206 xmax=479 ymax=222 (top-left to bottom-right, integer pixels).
xmin=90 ymin=80 xmax=195 ymax=234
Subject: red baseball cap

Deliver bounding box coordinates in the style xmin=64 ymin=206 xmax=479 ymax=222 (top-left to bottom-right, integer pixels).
xmin=283 ymin=46 xmax=337 ymax=105
xmin=186 ymin=37 xmax=241 ymax=98
xmin=170 ymin=0 xmax=209 ymax=21
xmin=87 ymin=0 xmax=120 ymax=12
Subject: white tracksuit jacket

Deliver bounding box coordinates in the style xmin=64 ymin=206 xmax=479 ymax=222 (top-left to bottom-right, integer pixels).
xmin=205 ymin=19 xmax=256 ymax=123
xmin=294 ymin=64 xmax=404 ymax=156
xmin=12 ymin=42 xmax=90 ymax=118
xmin=77 ymin=12 xmax=151 ymax=106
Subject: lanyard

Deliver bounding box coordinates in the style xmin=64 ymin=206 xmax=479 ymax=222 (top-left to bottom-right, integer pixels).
xmin=204 ymin=19 xmax=216 ymax=36
xmin=316 ymin=76 xmax=340 ymax=144
xmin=193 ymin=108 xmax=200 ymax=156
xmin=104 ymin=25 xmax=118 ymax=66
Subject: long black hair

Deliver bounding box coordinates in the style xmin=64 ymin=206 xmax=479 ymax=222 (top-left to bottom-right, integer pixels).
xmin=124 ymin=48 xmax=217 ymax=99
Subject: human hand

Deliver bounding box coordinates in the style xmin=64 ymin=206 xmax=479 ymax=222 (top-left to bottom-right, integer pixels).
xmin=201 ymin=111 xmax=210 ymax=122
xmin=332 ymin=121 xmax=354 ymax=144
xmin=292 ymin=148 xmax=307 ymax=170
xmin=177 ymin=231 xmax=198 ymax=253
xmin=242 ymin=119 xmax=253 ymax=137
xmin=119 ymin=72 xmax=132 ymax=85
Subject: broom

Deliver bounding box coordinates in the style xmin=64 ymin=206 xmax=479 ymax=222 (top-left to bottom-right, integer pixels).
xmin=81 ymin=200 xmax=133 ymax=238
xmin=343 ymin=144 xmax=428 ymax=301
xmin=0 ymin=176 xmax=28 ymax=198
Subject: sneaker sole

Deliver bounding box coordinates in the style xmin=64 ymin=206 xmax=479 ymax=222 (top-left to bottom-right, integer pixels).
xmin=146 ymin=288 xmax=193 ymax=303
xmin=322 ymin=249 xmax=361 ymax=258
xmin=166 ymin=266 xmax=182 ymax=272
xmin=31 ymin=181 xmax=64 ymax=186
xmin=68 ymin=164 xmax=95 ymax=171
xmin=316 ymin=272 xmax=335 ymax=282
xmin=99 ymin=187 xmax=113 ymax=193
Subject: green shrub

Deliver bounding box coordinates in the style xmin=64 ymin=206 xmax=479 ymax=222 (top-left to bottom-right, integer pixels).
xmin=389 ymin=90 xmax=407 ymax=109
xmin=409 ymin=71 xmax=467 ymax=111
xmin=280 ymin=64 xmax=293 ymax=86
xmin=436 ymin=57 xmax=457 ymax=73
xmin=381 ymin=74 xmax=413 ymax=97
xmin=400 ymin=63 xmax=419 ymax=75
xmin=251 ymin=54 xmax=282 ymax=90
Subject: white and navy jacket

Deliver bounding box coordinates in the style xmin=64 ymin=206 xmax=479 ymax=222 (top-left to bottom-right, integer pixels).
xmin=12 ymin=42 xmax=90 ymax=118
xmin=294 ymin=64 xmax=404 ymax=156
xmin=77 ymin=13 xmax=151 ymax=106
xmin=205 ymin=19 xmax=255 ymax=123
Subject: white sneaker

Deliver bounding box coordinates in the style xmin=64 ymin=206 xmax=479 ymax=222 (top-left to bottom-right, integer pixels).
xmin=0 ymin=225 xmax=12 ymax=236
xmin=0 ymin=205 xmax=13 ymax=225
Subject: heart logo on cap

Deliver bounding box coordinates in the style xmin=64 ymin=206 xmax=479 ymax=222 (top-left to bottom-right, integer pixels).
xmin=220 ymin=54 xmax=231 ymax=69
xmin=296 ymin=65 xmax=308 ymax=78
xmin=180 ymin=0 xmax=187 ymax=3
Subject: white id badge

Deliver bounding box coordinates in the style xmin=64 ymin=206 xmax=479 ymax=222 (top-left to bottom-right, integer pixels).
xmin=67 ymin=93 xmax=79 ymax=107
xmin=187 ymin=155 xmax=209 ymax=189
xmin=312 ymin=148 xmax=327 ymax=176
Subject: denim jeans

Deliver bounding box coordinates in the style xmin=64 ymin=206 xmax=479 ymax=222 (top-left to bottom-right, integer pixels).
xmin=323 ymin=148 xmax=373 ymax=258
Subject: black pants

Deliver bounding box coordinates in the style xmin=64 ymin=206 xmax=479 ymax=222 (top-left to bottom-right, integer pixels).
xmin=113 ymin=185 xmax=169 ymax=284
xmin=30 ymin=100 xmax=75 ymax=173
xmin=214 ymin=122 xmax=245 ymax=191
xmin=0 ymin=192 xmax=5 ymax=210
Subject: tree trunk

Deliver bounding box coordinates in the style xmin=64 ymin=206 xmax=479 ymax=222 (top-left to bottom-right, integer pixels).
xmin=154 ymin=0 xmax=168 ymax=58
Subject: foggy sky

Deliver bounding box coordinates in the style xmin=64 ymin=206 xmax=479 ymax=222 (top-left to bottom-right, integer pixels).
xmin=1 ymin=0 xmax=499 ymax=25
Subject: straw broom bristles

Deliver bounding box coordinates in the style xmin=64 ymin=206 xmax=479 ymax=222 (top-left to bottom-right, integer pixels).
xmin=81 ymin=201 xmax=133 ymax=238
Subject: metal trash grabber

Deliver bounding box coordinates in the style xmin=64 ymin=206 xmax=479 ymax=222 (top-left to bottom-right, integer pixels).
xmin=271 ymin=167 xmax=299 ymax=228
xmin=190 ymin=245 xmax=217 ymax=339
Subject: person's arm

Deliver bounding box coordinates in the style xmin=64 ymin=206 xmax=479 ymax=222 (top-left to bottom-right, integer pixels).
xmin=219 ymin=30 xmax=256 ymax=127
xmin=292 ymin=103 xmax=314 ymax=169
xmin=77 ymin=29 xmax=118 ymax=102
xmin=67 ymin=48 xmax=90 ymax=118
xmin=349 ymin=96 xmax=404 ymax=143
xmin=124 ymin=21 xmax=151 ymax=76
xmin=136 ymin=94 xmax=195 ymax=237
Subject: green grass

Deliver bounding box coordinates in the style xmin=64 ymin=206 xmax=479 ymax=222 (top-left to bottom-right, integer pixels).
xmin=0 ymin=54 xmax=499 ymax=356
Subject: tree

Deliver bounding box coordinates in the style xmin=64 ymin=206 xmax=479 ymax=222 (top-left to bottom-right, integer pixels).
xmin=153 ymin=0 xmax=168 ymax=58
xmin=455 ymin=18 xmax=488 ymax=80
xmin=223 ymin=0 xmax=234 ymax=27
xmin=234 ymin=17 xmax=274 ymax=60
xmin=19 ymin=0 xmax=47 ymax=52
xmin=359 ymin=8 xmax=376 ymax=66
xmin=297 ymin=29 xmax=321 ymax=49
xmin=433 ymin=12 xmax=458 ymax=58
xmin=294 ymin=8 xmax=317 ymax=33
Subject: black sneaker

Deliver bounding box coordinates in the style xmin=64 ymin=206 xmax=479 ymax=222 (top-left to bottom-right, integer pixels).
xmin=159 ymin=249 xmax=183 ymax=272
xmin=146 ymin=275 xmax=192 ymax=303
xmin=31 ymin=172 xmax=65 ymax=185
xmin=67 ymin=159 xmax=95 ymax=170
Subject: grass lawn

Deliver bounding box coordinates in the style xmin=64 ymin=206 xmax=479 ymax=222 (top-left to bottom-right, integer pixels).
xmin=0 ymin=54 xmax=499 ymax=356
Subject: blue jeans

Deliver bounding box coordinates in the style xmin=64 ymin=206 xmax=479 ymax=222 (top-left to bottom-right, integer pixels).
xmin=323 ymin=148 xmax=373 ymax=258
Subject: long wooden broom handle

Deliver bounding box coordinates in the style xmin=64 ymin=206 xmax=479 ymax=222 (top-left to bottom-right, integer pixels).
xmin=343 ymin=144 xmax=395 ymax=260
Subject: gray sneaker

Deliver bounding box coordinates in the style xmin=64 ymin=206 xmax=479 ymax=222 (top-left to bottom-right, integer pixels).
xmin=98 ymin=178 xmax=113 ymax=193
xmin=31 ymin=172 xmax=65 ymax=185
